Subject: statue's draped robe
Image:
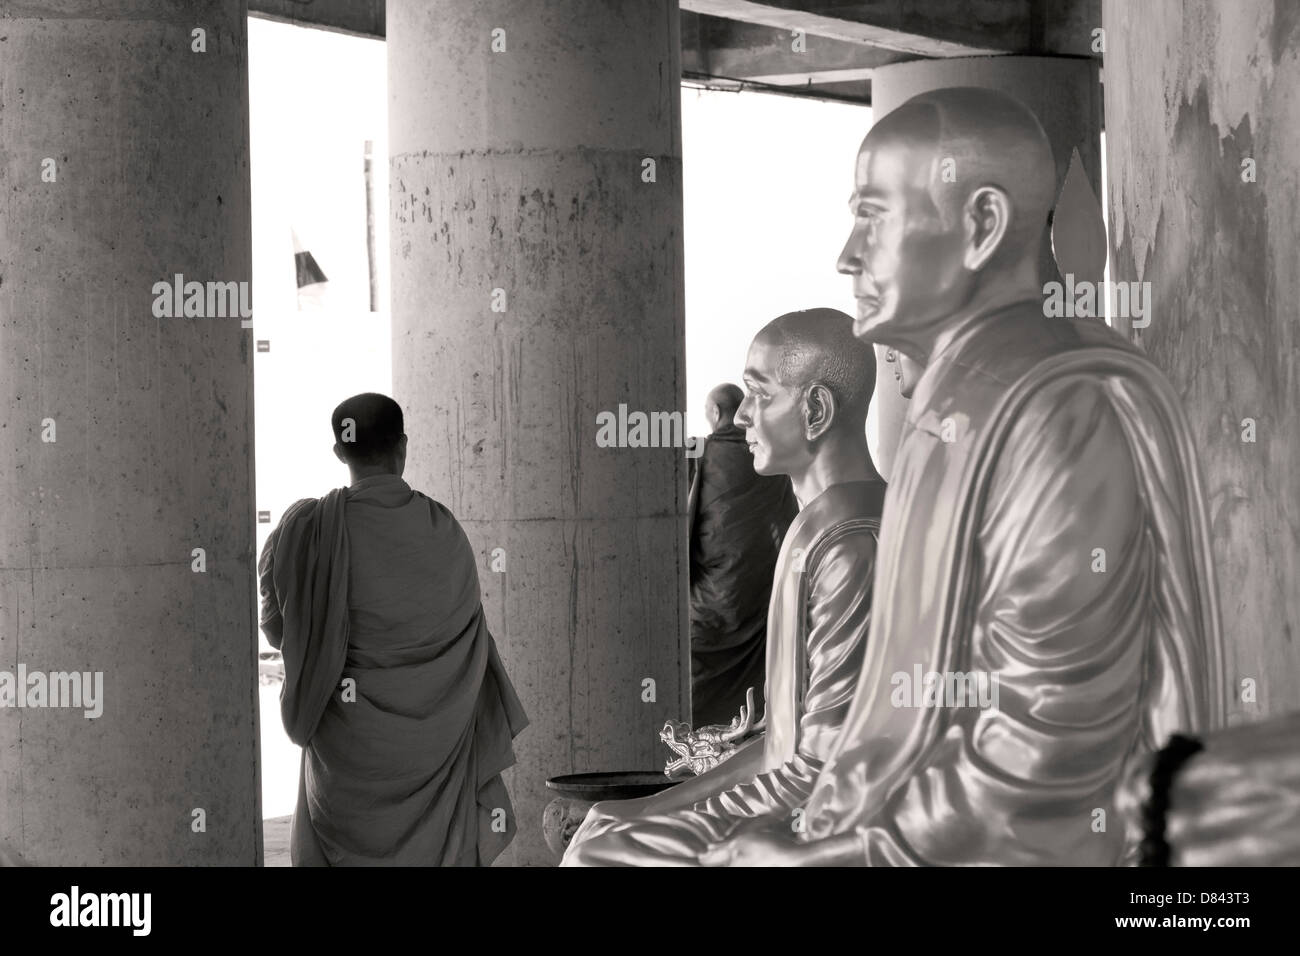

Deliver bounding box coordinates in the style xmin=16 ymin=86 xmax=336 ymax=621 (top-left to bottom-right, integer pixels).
xmin=688 ymin=424 xmax=798 ymax=726
xmin=258 ymin=475 xmax=529 ymax=866
xmin=563 ymin=480 xmax=884 ymax=866
xmin=802 ymin=305 xmax=1226 ymax=866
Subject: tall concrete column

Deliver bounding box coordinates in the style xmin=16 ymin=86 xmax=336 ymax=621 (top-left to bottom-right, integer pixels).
xmin=0 ymin=2 xmax=260 ymax=864
xmin=388 ymin=0 xmax=689 ymax=865
xmin=1103 ymin=0 xmax=1300 ymax=722
xmin=867 ymin=56 xmax=1103 ymax=478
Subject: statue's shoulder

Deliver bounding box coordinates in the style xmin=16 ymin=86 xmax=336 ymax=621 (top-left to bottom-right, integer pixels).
xmin=785 ymin=480 xmax=886 ymax=573
xmin=963 ymin=307 xmax=1134 ymax=377
xmin=939 ymin=307 xmax=1151 ymax=402
xmin=1005 ymin=315 xmax=1174 ymax=410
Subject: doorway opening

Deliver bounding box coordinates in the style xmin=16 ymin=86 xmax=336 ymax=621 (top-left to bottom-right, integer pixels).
xmin=248 ymin=16 xmax=389 ymax=863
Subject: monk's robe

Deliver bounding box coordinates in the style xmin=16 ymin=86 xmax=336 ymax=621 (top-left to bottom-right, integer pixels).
xmin=688 ymin=424 xmax=797 ymax=726
xmin=800 ymin=303 xmax=1226 ymax=866
xmin=258 ymin=474 xmax=529 ymax=866
xmin=563 ymin=479 xmax=884 ymax=866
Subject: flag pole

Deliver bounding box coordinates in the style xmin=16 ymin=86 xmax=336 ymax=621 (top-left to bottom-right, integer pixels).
xmin=364 ymin=139 xmax=378 ymax=313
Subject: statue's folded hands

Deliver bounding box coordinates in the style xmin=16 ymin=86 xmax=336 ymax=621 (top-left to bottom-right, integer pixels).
xmin=575 ymin=734 xmax=767 ymax=842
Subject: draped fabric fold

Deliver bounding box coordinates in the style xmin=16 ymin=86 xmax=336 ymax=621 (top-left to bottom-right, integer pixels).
xmin=259 ymin=475 xmax=528 ymax=866
xmin=802 ymin=308 xmax=1226 ymax=866
xmin=260 ymin=490 xmax=350 ymax=747
xmin=562 ymin=480 xmax=883 ymax=866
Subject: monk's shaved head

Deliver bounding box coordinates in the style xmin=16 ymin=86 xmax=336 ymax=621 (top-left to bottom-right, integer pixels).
xmin=755 ymin=308 xmax=876 ymax=416
xmin=332 ymin=392 xmax=405 ymax=466
xmin=707 ymin=383 xmax=744 ymax=419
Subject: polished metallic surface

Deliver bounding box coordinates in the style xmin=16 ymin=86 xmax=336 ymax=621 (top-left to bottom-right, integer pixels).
xmin=563 ymin=481 xmax=885 ymax=865
xmin=660 ymin=687 xmax=758 ymax=778
xmin=562 ymin=311 xmax=887 ymax=865
xmin=804 ymin=311 xmax=1226 ymax=865
xmin=703 ymin=87 xmax=1226 ymax=867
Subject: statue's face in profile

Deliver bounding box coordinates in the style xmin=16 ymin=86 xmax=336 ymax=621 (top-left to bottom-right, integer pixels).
xmin=837 ymin=126 xmax=968 ymax=351
xmin=735 ymin=335 xmax=810 ymax=478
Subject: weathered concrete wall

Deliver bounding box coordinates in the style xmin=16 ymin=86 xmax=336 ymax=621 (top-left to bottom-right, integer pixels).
xmin=1103 ymin=0 xmax=1300 ymax=721
xmin=388 ymin=0 xmax=689 ymax=866
xmin=0 ymin=1 xmax=260 ymax=863
xmin=867 ymin=55 xmax=1103 ymax=479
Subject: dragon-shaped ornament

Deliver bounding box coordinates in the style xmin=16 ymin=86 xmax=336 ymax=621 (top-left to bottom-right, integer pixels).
xmin=660 ymin=686 xmax=761 ymax=778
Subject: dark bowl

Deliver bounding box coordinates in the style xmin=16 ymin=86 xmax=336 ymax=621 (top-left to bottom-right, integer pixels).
xmin=545 ymin=771 xmax=676 ymax=801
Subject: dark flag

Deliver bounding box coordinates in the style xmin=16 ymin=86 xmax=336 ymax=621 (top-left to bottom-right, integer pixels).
xmin=291 ymin=227 xmax=329 ymax=309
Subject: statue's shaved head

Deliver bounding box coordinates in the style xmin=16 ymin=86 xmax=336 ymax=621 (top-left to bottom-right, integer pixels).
xmin=864 ymin=87 xmax=1057 ymax=267
xmin=737 ymin=307 xmax=879 ymax=483
xmin=754 ymin=308 xmax=876 ymax=418
xmin=839 ymin=86 xmax=1059 ymax=354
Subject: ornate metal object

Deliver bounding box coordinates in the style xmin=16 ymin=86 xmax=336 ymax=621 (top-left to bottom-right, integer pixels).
xmin=660 ymin=687 xmax=757 ymax=778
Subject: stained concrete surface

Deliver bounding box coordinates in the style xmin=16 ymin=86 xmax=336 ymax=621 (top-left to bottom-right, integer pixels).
xmin=1103 ymin=0 xmax=1300 ymax=722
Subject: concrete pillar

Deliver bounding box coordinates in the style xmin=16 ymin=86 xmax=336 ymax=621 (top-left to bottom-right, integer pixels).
xmin=388 ymin=0 xmax=689 ymax=865
xmin=1102 ymin=0 xmax=1300 ymax=722
xmin=867 ymin=56 xmax=1103 ymax=478
xmin=0 ymin=3 xmax=260 ymax=863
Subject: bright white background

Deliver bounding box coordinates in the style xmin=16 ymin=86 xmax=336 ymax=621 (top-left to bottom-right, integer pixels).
xmin=249 ymin=18 xmax=391 ymax=817
xmin=681 ymin=86 xmax=873 ymax=439
xmin=249 ymin=18 xmax=873 ymax=818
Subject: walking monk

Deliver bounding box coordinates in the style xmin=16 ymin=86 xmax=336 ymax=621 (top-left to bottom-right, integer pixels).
xmin=563 ymin=309 xmax=886 ymax=865
xmin=259 ymin=393 xmax=529 ymax=866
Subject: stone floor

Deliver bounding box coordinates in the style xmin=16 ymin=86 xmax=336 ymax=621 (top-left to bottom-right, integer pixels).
xmin=264 ymin=815 xmax=292 ymax=866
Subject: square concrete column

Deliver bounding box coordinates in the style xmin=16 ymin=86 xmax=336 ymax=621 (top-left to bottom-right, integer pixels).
xmin=388 ymin=0 xmax=689 ymax=865
xmin=0 ymin=1 xmax=260 ymax=864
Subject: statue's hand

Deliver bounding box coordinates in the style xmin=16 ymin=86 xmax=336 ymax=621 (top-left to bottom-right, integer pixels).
xmin=699 ymin=827 xmax=805 ymax=867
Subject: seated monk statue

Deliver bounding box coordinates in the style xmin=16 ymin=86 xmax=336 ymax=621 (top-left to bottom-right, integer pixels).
xmin=562 ymin=308 xmax=887 ymax=866
xmin=700 ymin=87 xmax=1227 ymax=867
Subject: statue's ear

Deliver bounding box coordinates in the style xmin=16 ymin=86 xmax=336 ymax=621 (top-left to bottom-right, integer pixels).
xmin=803 ymin=383 xmax=836 ymax=441
xmin=963 ymin=184 xmax=1012 ymax=271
